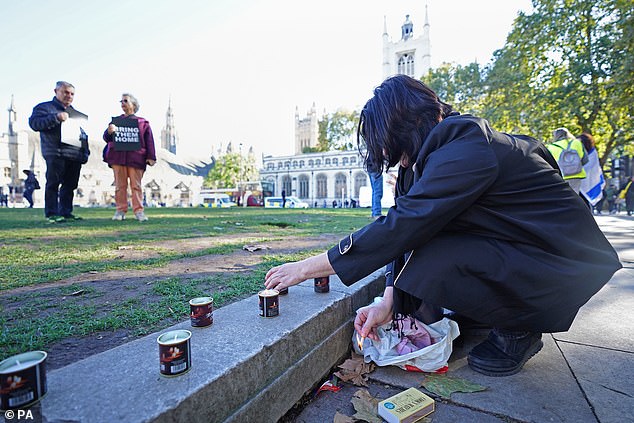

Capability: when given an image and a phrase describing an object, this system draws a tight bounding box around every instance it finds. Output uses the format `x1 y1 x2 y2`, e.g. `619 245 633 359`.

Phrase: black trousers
44 156 82 217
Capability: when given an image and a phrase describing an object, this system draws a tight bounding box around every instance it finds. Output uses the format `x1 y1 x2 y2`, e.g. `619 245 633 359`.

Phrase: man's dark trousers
44 156 82 217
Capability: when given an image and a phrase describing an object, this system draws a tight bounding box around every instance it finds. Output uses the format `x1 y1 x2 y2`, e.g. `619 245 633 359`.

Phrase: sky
0 0 533 161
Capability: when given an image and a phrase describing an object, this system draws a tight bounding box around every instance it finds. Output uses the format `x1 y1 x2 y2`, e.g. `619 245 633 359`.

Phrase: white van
264 196 309 208
200 193 237 208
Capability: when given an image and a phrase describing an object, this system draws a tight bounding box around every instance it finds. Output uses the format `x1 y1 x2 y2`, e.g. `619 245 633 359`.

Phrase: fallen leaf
70 289 85 296
421 373 487 399
333 412 355 423
351 389 382 423
334 354 375 387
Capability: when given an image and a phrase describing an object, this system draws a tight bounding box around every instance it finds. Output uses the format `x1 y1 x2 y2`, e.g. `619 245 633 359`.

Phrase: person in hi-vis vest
547 127 588 193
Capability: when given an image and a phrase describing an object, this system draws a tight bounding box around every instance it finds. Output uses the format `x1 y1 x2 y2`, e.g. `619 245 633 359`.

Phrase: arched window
354 172 368 198
316 159 321 167
282 175 292 195
308 159 314 167
342 157 348 165
334 172 347 198
397 54 415 77
298 175 309 198
299 160 304 168
316 174 327 198
325 158 331 165
332 158 338 166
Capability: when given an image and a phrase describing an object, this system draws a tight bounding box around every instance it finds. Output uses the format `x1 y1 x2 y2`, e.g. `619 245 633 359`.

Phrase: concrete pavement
293 214 634 423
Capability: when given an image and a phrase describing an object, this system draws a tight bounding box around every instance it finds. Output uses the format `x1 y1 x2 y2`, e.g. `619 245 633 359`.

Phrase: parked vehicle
200 193 237 208
264 196 309 208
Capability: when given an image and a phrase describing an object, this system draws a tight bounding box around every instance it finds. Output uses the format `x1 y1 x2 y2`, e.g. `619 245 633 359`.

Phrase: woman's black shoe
467 329 543 376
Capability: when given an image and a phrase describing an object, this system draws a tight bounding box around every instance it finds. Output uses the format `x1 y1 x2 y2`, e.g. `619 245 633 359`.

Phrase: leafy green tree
483 0 633 163
204 152 258 189
423 62 486 115
317 109 360 151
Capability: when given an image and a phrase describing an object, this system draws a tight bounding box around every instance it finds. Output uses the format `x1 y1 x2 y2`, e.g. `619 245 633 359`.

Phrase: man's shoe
46 215 64 223
112 211 126 221
63 214 83 221
467 329 543 377
135 211 148 222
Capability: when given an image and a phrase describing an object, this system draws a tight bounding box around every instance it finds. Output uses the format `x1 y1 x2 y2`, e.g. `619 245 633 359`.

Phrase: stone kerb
38 270 385 423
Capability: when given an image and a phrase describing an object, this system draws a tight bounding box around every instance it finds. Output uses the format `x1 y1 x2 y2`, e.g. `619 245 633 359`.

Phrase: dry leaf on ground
334 353 375 387
421 373 487 398
333 411 356 423
351 389 382 423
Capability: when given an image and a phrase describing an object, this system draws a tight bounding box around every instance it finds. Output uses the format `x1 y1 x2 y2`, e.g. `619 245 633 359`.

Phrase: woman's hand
146 159 156 166
265 261 307 291
354 288 394 341
264 252 334 291
107 124 117 134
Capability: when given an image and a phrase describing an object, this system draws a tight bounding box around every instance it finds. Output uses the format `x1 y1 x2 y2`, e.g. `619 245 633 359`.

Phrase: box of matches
378 387 435 423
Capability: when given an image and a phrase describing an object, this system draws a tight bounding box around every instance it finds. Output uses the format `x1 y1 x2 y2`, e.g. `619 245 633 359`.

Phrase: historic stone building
259 10 431 207
382 9 431 80
1 98 212 208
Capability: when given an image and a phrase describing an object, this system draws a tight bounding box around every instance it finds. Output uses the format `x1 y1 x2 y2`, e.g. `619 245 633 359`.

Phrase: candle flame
356 332 365 351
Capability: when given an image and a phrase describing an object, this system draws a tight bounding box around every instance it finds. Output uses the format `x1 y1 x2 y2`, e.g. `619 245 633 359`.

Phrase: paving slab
554 268 634 352
559 343 634 423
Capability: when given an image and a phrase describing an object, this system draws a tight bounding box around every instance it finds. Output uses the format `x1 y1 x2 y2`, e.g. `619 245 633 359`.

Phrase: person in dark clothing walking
281 189 287 208
22 170 40 208
264 75 621 377
29 81 89 223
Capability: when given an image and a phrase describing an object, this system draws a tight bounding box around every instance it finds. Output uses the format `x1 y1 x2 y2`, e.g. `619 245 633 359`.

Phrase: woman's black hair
357 75 453 174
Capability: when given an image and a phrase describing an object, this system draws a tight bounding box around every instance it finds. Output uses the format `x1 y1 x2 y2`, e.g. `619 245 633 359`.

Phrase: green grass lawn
0 206 371 361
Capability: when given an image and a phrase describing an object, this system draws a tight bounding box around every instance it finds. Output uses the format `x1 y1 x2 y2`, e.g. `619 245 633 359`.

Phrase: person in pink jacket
103 93 156 221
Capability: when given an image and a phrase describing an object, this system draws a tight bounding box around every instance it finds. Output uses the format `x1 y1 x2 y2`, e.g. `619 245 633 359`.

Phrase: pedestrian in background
369 172 383 219
103 93 156 222
29 81 89 223
22 170 40 208
547 127 588 194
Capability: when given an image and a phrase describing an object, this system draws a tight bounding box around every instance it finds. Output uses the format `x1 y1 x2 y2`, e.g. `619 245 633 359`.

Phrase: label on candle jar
0 351 47 411
158 330 192 377
259 289 279 317
314 276 330 293
189 297 214 327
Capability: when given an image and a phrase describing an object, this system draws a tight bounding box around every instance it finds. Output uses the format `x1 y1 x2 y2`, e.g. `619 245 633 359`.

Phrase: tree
204 152 257 189
317 109 360 151
483 0 634 164
423 62 486 115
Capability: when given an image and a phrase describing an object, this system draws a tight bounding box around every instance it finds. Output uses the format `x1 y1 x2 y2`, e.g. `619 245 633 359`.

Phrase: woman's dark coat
328 114 621 333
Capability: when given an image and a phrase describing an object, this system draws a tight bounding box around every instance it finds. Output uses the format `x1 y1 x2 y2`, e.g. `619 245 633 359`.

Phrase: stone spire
160 96 178 154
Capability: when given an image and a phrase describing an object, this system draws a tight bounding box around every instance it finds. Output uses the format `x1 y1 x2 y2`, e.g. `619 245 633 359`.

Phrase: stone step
37 271 385 422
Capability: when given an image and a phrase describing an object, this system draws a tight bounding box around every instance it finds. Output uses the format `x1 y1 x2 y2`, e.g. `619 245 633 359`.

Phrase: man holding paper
29 81 90 223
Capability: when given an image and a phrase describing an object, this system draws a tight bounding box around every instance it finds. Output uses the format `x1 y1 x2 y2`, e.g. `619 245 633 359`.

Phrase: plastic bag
353 316 460 373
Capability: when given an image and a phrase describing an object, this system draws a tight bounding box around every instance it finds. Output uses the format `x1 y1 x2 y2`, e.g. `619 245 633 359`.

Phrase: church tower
382 6 432 80
160 97 178 154
294 103 319 154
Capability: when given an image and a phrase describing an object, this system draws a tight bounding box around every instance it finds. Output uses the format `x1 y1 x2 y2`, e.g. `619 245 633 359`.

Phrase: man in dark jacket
264 75 621 377
29 81 89 222
22 170 40 208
